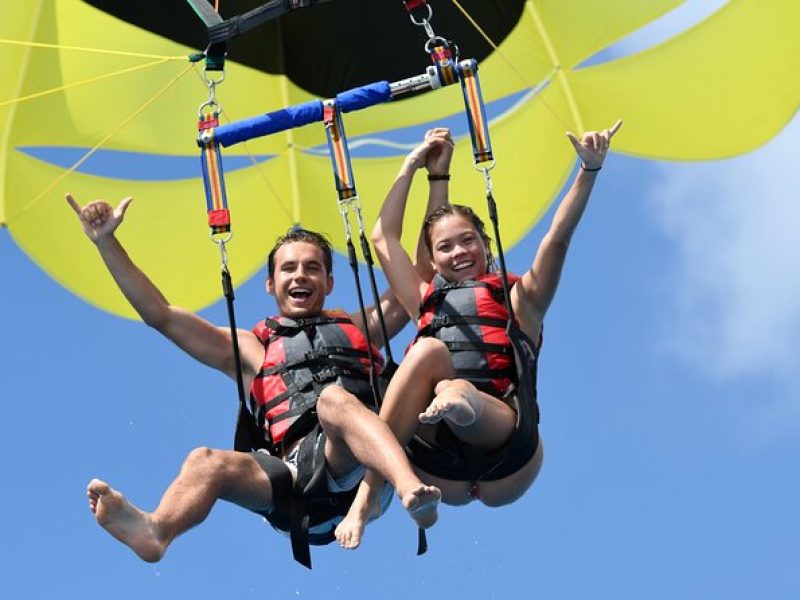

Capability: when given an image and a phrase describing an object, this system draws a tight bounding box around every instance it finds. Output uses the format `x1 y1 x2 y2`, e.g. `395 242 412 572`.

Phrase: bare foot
87 479 165 562
419 380 482 427
335 510 369 550
400 484 441 530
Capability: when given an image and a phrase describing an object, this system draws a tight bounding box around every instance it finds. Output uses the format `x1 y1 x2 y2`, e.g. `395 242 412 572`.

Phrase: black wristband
427 173 450 181
581 164 601 172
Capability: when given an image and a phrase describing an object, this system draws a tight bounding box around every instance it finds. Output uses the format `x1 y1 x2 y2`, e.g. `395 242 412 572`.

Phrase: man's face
267 241 333 318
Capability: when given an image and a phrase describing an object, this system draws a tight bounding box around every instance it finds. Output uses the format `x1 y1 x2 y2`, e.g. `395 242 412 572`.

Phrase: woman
335 121 621 548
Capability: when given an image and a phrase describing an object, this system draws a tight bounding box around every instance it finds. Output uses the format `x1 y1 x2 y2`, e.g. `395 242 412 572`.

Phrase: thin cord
8 62 194 224
0 58 174 109
0 38 185 60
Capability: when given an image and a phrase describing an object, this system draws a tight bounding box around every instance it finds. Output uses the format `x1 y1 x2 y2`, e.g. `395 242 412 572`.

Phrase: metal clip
198 65 225 118
215 237 231 265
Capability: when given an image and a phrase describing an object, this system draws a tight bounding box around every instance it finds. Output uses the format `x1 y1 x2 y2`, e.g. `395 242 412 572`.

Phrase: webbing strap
403 0 428 13
222 265 266 452
185 0 224 27
320 100 392 407
454 366 516 380
458 59 494 165
260 365 369 416
186 0 331 45
420 278 500 310
255 347 372 379
198 112 231 234
264 315 351 336
419 314 509 335
444 341 513 355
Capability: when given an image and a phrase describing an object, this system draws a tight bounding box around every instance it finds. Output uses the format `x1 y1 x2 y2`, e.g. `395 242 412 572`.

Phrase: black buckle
312 367 338 384
430 314 452 329
304 348 324 361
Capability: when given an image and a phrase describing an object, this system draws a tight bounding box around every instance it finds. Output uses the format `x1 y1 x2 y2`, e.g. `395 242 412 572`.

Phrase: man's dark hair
267 228 334 278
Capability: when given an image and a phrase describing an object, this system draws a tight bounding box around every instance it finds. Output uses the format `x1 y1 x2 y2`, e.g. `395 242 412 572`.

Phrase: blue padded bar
215 99 323 147
337 81 392 113
213 81 393 147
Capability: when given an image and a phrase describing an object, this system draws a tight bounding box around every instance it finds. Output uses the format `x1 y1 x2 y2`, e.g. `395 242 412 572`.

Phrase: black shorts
405 385 540 482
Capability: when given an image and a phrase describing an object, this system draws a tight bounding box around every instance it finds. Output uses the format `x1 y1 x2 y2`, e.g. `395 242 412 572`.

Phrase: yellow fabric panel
572 0 800 159
8 148 295 318
55 2 288 155
0 1 46 224
4 0 799 319
3 3 297 318
532 0 683 69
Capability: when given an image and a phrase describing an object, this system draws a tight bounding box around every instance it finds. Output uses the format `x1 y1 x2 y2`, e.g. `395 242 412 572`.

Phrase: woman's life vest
249 310 384 453
416 272 528 397
410 272 541 482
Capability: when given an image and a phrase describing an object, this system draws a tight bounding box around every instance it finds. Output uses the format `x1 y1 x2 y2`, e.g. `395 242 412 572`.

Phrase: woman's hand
403 127 454 174
566 119 622 170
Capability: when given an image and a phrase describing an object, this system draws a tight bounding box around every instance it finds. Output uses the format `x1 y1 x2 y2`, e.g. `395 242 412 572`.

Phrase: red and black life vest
409 272 541 482
416 272 523 396
250 310 383 452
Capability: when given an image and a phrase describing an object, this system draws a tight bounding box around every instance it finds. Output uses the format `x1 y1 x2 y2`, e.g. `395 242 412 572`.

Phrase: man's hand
566 119 623 171
66 194 133 244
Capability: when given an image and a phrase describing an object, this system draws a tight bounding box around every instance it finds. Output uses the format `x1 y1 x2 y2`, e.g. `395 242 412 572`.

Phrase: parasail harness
189 0 537 568
405 0 542 485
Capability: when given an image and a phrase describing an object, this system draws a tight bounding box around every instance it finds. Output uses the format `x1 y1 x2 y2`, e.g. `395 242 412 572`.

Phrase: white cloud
652 114 800 389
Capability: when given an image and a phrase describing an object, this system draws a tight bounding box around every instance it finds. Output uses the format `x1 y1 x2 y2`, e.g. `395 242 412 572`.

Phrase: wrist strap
427 173 450 181
580 164 601 172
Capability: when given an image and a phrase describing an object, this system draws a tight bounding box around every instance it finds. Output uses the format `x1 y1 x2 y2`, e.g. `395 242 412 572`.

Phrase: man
67 193 440 566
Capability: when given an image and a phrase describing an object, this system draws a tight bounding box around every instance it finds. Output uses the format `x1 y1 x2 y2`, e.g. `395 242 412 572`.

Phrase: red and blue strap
198 111 231 234
322 100 357 201
458 59 494 165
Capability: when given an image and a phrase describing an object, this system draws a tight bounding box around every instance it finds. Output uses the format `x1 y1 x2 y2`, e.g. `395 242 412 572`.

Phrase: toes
87 478 111 496
335 523 362 549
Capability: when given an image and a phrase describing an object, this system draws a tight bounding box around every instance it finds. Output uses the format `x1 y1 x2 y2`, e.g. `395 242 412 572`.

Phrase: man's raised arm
66 194 262 380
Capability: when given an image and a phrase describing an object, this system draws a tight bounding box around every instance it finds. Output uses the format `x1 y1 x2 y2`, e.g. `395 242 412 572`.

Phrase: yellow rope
447 0 572 131
526 1 580 132
8 63 195 225
447 0 536 88
0 38 185 60
0 58 174 109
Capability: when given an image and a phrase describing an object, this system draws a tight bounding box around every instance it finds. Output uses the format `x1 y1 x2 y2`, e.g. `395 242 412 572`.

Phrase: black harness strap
210 0 330 45
418 314 509 336
452 367 516 380
220 265 266 453
186 0 332 46
259 424 359 569
255 346 373 379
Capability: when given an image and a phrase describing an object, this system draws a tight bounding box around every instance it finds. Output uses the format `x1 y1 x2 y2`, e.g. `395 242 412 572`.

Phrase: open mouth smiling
289 288 312 300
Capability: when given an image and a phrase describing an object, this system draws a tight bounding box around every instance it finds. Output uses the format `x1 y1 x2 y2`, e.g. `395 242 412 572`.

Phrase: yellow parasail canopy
1 0 797 318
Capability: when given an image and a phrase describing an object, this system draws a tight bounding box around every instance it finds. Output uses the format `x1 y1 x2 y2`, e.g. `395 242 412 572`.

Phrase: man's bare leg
87 448 274 562
317 385 440 548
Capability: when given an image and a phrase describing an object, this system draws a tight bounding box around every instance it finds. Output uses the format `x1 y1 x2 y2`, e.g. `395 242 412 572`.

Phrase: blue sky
2 3 799 598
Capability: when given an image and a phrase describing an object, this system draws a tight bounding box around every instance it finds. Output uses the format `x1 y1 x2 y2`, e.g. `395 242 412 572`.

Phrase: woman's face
428 214 488 282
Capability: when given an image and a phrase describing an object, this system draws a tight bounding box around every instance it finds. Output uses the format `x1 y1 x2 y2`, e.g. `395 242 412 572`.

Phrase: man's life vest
409 272 541 482
242 310 384 568
250 310 384 453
